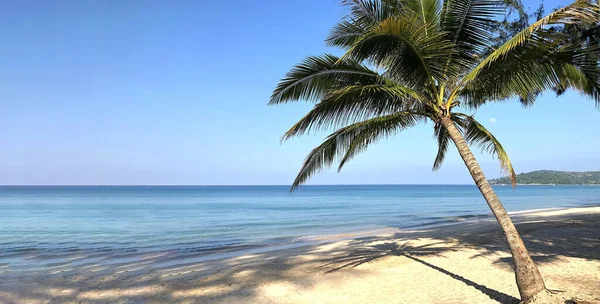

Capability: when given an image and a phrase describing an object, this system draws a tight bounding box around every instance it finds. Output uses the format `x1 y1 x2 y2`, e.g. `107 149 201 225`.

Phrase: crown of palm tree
270 0 600 190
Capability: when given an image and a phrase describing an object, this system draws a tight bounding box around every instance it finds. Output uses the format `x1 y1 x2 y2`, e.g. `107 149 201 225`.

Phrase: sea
1 185 599 266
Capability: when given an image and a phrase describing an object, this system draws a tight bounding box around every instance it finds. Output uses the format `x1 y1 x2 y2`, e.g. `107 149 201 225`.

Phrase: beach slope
1 207 599 304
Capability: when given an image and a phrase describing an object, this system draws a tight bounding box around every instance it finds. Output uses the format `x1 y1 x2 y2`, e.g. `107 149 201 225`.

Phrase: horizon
0 184 478 187
2 169 597 187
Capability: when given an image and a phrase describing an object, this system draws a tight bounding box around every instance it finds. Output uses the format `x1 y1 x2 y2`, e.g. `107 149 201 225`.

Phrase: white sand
1 207 600 304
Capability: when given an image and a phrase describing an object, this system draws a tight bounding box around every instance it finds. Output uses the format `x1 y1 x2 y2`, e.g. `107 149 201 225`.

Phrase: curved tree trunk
439 116 545 302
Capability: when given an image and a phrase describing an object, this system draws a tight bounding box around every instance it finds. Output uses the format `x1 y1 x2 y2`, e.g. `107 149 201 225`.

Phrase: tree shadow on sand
317 241 520 304
441 214 600 267
314 212 600 304
1 212 599 303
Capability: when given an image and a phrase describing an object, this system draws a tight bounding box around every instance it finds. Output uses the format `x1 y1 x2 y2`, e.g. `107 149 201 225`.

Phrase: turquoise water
1 185 599 256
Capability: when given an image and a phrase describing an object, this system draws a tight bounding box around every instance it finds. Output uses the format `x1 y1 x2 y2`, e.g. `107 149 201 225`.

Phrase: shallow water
0 185 599 258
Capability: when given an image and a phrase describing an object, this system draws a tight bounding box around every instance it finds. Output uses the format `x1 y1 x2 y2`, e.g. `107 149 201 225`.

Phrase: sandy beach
1 206 599 304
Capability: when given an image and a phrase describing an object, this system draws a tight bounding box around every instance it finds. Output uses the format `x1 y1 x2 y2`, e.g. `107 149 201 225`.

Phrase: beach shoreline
3 184 599 268
2 205 600 303
3 204 594 271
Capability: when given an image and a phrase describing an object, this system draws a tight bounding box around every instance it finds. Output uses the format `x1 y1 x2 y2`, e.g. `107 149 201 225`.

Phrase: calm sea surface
1 185 599 256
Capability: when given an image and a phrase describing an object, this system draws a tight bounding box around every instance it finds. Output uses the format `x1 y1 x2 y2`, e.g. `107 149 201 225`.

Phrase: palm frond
327 20 370 48
459 40 560 107
459 0 599 86
454 113 517 187
342 0 404 22
337 112 426 171
558 65 600 108
328 0 403 47
403 0 442 27
441 0 503 68
460 32 600 108
282 82 427 140
432 122 451 170
341 0 390 23
340 11 457 90
556 44 600 107
270 54 382 105
291 111 426 190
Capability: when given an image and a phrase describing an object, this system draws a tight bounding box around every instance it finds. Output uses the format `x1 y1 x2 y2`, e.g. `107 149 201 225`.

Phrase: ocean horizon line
0 183 509 187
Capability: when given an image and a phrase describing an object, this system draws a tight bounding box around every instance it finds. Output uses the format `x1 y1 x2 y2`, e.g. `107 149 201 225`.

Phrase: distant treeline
490 170 600 185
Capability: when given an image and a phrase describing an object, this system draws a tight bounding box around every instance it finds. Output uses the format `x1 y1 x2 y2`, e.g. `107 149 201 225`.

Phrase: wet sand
1 207 600 303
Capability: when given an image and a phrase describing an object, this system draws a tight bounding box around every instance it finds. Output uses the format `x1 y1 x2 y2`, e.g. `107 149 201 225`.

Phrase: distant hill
490 170 600 185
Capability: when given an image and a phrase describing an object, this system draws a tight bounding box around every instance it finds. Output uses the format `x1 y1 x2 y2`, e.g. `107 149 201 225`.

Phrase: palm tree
269 0 600 301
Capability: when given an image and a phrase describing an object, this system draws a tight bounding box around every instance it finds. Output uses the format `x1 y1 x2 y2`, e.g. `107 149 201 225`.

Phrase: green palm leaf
454 113 517 187
291 111 426 190
459 38 560 107
432 122 451 170
404 0 442 27
556 44 600 107
341 0 392 23
328 0 403 47
269 54 382 104
459 0 599 87
460 33 600 108
340 11 457 90
281 83 426 140
327 20 370 48
441 0 502 66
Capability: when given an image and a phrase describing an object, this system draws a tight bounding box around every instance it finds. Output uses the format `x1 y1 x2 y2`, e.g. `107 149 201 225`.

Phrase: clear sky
1 0 598 185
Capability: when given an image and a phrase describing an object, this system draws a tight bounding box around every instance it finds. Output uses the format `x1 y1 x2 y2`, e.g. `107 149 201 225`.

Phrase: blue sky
0 0 598 185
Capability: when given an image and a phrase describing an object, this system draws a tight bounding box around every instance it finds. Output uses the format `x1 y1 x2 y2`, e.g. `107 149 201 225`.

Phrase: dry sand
1 207 600 304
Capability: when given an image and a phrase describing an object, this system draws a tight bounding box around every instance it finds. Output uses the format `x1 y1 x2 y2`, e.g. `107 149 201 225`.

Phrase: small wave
399 214 492 229
295 234 332 241
508 207 563 215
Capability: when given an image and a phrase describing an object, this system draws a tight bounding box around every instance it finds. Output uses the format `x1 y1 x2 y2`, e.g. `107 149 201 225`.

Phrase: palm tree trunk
439 116 545 301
